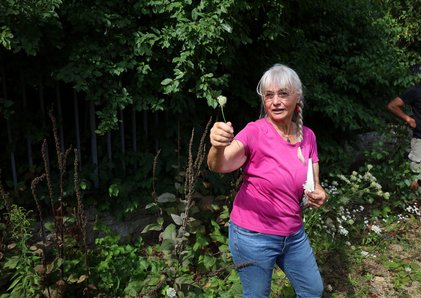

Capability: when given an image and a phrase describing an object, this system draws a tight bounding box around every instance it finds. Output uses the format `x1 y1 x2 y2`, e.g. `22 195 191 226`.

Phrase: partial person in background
207 63 328 297
386 84 421 190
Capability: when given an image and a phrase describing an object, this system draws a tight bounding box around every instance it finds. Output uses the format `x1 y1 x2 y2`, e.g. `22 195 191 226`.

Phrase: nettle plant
3 205 41 297
140 118 240 296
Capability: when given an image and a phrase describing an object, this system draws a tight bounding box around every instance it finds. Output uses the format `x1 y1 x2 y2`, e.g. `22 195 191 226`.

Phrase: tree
0 0 419 185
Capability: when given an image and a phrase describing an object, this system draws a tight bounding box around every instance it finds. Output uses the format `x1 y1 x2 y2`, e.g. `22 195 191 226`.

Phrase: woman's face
263 84 300 123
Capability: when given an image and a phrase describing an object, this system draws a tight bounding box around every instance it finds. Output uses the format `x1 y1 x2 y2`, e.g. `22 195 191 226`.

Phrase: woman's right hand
210 121 234 148
208 121 246 173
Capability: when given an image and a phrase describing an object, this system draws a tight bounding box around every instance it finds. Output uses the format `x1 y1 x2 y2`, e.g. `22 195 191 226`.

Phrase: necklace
276 123 294 143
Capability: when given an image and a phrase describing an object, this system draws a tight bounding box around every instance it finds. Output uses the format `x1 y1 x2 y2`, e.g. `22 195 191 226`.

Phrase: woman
207 63 328 297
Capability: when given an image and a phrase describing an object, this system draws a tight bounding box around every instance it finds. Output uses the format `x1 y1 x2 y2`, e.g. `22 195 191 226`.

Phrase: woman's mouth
272 108 286 114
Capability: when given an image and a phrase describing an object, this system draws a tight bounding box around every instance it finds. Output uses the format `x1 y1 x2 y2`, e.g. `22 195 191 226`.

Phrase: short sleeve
234 122 258 157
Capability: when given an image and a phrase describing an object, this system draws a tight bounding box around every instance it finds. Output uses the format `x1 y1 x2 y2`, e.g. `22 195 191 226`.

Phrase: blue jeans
229 222 323 298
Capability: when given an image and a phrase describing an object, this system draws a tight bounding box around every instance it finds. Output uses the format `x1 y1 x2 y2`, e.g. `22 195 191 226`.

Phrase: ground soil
321 218 421 298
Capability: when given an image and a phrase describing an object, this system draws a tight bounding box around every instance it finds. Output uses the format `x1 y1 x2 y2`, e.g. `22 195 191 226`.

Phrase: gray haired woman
207 63 328 297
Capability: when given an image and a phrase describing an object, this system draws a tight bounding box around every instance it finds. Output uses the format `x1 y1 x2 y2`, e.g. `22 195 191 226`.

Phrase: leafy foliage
1 0 418 135
1 1 421 296
1 107 421 297
3 205 41 297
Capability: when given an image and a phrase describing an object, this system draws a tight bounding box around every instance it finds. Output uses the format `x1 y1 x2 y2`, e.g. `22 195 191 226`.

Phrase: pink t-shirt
231 118 319 236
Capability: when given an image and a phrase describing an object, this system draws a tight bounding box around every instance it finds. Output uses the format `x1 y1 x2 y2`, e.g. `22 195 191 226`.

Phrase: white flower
217 95 228 122
339 226 349 236
370 224 382 234
361 251 369 257
217 95 227 107
326 284 333 292
166 287 177 297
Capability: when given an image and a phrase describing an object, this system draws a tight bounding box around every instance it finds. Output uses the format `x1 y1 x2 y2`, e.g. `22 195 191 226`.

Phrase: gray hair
256 63 305 142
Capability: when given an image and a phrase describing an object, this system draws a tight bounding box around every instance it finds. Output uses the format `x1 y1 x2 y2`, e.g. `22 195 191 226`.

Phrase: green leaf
161 78 173 85
141 223 162 233
108 183 120 197
175 275 194 286
162 224 176 241
160 239 175 251
385 261 400 270
157 192 176 203
145 202 157 209
199 254 216 270
4 256 19 269
193 233 209 251
171 213 183 225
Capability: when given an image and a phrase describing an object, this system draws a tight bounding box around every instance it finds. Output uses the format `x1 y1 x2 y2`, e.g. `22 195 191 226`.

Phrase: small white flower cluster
370 224 382 234
396 214 406 223
326 284 333 292
321 180 339 195
324 166 391 227
392 202 421 223
405 204 421 217
166 287 177 298
217 95 228 122
217 95 227 107
338 226 349 236
331 165 390 200
335 205 367 238
337 174 351 184
305 164 420 249
361 250 369 257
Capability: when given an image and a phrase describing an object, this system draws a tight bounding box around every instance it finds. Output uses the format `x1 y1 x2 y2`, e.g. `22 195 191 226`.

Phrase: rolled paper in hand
301 158 314 208
304 158 315 192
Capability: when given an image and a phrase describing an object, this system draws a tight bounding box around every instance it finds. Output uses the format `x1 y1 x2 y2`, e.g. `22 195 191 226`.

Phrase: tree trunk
119 109 126 174
21 71 33 168
74 91 82 170
6 121 17 190
132 105 137 152
107 131 112 161
56 85 65 152
1 58 17 190
89 101 99 188
155 113 159 151
39 76 46 128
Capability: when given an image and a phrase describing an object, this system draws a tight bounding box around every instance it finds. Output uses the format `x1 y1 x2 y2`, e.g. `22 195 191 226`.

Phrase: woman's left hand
304 186 329 209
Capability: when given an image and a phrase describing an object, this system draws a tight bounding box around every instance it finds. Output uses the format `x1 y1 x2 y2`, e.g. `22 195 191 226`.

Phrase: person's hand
210 121 234 148
406 116 416 129
304 187 328 209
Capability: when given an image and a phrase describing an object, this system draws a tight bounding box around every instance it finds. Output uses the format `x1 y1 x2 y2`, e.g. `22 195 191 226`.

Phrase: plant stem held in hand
217 95 227 123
